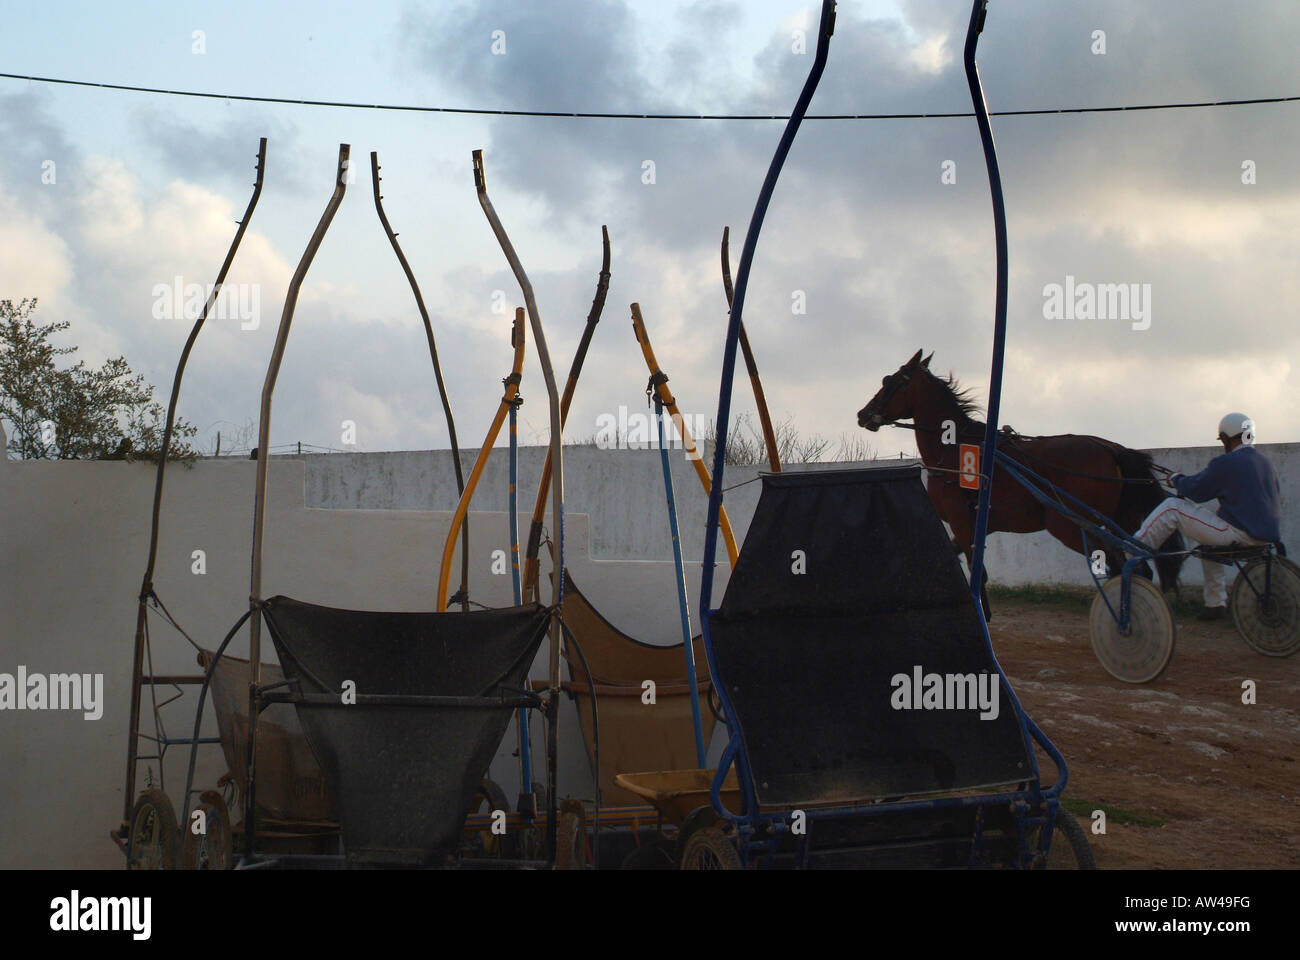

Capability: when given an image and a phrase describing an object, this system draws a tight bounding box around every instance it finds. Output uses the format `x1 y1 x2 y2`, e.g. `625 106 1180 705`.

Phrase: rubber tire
679 826 741 870
676 805 721 862
1231 556 1300 657
181 793 233 870
1089 576 1176 683
469 778 513 859
1048 808 1096 870
129 789 181 870
473 778 510 816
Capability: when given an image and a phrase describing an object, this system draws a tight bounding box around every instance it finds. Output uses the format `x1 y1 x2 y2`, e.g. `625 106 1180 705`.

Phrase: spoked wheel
1090 576 1176 683
181 792 233 870
554 799 587 870
128 789 181 870
1033 808 1096 870
1231 557 1300 657
679 826 741 870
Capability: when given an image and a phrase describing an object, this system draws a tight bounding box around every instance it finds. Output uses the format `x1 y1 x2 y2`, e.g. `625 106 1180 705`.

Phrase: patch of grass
1062 796 1166 827
987 584 1093 612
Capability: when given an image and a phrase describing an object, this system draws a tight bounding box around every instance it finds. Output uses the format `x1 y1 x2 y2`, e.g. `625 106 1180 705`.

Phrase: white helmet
1218 412 1253 442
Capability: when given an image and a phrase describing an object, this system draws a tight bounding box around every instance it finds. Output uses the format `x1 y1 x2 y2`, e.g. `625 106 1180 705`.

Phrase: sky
1 0 1297 461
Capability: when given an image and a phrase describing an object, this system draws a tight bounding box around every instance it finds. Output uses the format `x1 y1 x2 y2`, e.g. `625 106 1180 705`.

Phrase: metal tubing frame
472 148 567 860
698 0 835 836
509 390 532 795
371 151 471 612
509 402 522 605
177 609 254 843
630 302 740 567
522 226 611 603
696 1 1066 867
120 138 267 835
244 143 351 862
721 225 781 473
435 309 527 610
654 395 708 767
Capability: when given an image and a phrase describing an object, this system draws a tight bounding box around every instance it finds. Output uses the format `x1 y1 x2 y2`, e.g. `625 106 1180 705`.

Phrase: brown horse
857 350 1184 596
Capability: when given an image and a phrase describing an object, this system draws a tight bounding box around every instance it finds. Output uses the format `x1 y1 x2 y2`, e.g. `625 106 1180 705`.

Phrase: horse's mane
928 368 984 420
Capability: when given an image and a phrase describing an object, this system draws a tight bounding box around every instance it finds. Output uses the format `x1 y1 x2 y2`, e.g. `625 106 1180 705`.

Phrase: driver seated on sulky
1132 413 1282 621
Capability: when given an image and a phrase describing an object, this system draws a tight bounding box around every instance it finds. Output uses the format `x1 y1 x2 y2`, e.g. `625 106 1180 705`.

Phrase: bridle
863 367 915 429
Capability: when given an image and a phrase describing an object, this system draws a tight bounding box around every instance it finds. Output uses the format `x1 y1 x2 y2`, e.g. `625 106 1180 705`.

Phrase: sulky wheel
1231 557 1300 657
181 792 233 870
1090 576 1176 683
1041 808 1096 870
128 789 181 870
468 778 512 859
679 826 741 870
473 778 510 817
553 798 588 870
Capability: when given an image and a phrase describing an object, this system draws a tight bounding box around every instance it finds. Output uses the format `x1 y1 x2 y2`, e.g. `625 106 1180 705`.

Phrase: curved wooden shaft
522 225 611 602
630 302 739 568
721 225 781 473
437 310 527 610
124 137 267 829
244 143 350 861
473 149 566 861
371 151 470 611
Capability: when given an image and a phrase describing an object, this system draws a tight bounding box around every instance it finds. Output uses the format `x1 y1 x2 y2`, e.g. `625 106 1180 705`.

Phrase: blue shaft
509 405 522 605
508 403 531 790
963 0 1008 598
699 0 835 823
701 0 835 627
657 398 707 767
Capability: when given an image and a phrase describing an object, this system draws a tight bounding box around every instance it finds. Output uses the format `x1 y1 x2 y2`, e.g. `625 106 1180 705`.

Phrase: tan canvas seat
559 574 715 805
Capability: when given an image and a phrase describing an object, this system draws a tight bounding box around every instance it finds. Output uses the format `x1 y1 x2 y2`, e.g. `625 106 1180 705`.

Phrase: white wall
2 439 1295 867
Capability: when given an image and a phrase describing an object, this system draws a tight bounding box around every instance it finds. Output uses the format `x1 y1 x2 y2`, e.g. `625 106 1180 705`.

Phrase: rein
882 419 1173 485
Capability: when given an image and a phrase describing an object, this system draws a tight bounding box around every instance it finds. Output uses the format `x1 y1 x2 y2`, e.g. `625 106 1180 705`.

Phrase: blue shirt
1174 445 1282 543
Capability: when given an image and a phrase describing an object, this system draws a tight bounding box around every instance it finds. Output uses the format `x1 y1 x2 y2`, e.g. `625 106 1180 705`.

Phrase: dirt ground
989 595 1300 869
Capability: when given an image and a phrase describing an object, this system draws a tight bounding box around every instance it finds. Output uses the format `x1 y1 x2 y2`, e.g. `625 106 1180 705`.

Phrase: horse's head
857 349 932 430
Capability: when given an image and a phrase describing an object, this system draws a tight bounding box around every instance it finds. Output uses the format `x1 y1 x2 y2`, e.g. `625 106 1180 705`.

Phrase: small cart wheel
128 789 181 870
1045 808 1096 870
676 804 721 861
472 778 510 816
181 792 233 870
679 826 741 870
1090 576 1176 683
1231 557 1300 657
468 779 512 859
554 799 587 870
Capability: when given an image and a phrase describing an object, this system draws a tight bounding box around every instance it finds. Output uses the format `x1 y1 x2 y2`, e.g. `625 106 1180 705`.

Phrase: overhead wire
2 72 1296 120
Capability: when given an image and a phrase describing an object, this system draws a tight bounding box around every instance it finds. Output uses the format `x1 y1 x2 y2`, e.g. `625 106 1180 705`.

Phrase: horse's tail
1111 444 1184 593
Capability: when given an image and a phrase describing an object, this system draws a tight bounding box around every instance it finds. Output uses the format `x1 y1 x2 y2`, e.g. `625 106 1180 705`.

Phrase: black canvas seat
261 596 549 866
708 466 1033 808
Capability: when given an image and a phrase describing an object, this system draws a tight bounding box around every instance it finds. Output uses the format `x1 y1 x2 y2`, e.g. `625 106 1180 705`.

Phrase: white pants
1135 497 1262 607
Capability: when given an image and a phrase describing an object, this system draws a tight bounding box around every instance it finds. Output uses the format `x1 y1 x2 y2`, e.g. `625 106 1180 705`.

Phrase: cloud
394 0 1300 453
